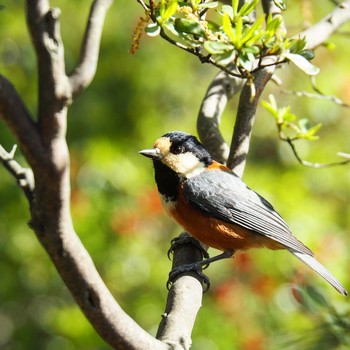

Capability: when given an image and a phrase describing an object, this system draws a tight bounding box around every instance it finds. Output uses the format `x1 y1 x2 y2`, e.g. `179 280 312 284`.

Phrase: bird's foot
167 232 209 261
167 262 211 292
167 232 211 291
167 249 234 291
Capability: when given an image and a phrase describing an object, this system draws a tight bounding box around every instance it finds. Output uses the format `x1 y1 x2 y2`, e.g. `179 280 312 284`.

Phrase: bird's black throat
153 159 180 202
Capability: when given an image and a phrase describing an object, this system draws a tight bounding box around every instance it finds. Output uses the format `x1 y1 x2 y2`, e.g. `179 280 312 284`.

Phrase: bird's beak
139 148 161 159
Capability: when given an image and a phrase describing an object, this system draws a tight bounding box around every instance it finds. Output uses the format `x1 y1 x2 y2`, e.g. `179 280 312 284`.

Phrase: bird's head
140 131 213 178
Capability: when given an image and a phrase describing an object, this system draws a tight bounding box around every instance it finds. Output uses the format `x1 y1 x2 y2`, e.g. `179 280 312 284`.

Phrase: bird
140 131 347 296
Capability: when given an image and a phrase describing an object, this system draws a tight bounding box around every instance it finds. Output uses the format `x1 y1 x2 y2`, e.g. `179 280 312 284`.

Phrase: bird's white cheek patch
165 152 205 178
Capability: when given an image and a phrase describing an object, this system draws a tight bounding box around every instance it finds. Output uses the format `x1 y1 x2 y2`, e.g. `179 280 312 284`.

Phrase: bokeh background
0 1 349 349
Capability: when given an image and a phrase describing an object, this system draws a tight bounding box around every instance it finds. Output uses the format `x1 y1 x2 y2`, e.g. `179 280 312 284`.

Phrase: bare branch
31 216 169 349
0 75 45 167
197 69 244 164
157 233 204 350
26 1 70 146
0 145 34 202
2 1 172 348
69 0 113 98
227 66 274 175
296 0 350 49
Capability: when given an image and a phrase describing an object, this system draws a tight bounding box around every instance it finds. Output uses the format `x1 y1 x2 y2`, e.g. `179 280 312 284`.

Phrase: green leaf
238 54 254 70
281 107 296 122
231 0 239 17
324 41 336 50
243 45 260 54
262 95 297 123
145 23 161 37
273 0 287 11
266 15 282 35
235 16 243 48
261 95 278 118
204 41 234 54
207 20 220 32
284 53 320 75
299 49 315 61
174 18 205 36
241 16 264 46
238 0 258 17
198 1 219 9
222 12 236 44
215 50 236 65
289 37 306 54
267 94 277 111
298 120 322 140
162 0 178 21
159 0 166 17
222 5 234 20
190 0 201 7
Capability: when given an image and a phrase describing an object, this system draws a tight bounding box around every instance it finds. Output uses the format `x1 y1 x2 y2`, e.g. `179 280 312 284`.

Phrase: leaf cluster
262 94 322 142
140 0 318 76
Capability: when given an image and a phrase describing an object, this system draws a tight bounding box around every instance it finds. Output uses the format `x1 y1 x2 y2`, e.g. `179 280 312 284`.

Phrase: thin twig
0 145 35 202
282 137 350 168
281 88 350 108
136 0 149 12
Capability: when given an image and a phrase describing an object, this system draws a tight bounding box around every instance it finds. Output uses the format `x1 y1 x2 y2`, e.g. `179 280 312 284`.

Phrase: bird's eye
172 144 185 155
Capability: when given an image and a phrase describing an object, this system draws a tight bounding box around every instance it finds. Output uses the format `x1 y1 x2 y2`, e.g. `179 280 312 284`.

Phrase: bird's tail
290 251 347 296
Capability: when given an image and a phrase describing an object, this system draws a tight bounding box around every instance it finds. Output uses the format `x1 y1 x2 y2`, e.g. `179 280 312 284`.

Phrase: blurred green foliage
0 1 349 349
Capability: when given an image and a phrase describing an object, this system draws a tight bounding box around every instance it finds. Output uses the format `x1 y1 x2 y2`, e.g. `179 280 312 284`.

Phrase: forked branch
0 1 173 349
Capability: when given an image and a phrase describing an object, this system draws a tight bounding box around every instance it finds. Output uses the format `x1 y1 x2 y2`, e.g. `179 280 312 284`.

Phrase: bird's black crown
163 131 213 167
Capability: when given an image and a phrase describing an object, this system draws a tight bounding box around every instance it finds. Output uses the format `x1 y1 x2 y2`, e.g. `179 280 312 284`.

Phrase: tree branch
157 233 204 350
227 66 274 175
2 1 174 348
26 1 70 146
0 145 35 202
297 1 350 49
69 0 113 98
0 75 45 167
197 68 244 164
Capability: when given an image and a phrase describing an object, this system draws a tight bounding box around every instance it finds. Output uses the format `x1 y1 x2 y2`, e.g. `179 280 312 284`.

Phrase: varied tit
140 131 347 296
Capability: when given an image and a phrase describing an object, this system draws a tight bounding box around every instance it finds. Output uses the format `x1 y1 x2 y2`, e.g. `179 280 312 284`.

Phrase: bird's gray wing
184 169 312 255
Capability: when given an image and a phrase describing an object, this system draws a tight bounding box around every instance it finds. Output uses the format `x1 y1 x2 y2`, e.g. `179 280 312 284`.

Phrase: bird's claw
167 232 210 261
167 262 211 292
